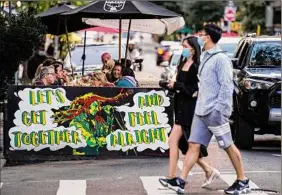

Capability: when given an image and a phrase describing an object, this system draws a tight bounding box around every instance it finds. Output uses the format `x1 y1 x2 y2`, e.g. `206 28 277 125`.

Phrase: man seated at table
101 52 112 67
51 61 70 86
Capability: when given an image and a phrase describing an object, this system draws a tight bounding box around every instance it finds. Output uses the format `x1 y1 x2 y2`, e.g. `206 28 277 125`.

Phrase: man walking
168 24 250 194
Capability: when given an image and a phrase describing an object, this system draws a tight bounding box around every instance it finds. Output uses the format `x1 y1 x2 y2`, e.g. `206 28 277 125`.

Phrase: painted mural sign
5 86 172 158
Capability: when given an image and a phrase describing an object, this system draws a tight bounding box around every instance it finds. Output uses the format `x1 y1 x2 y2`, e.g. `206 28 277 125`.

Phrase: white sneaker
202 168 220 188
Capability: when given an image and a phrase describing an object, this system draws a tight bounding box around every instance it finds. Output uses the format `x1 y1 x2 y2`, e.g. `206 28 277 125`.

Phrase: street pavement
134 34 165 87
1 135 281 195
1 36 281 195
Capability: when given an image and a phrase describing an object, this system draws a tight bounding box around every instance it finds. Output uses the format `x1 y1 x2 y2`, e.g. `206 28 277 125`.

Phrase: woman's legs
168 124 183 178
197 158 213 178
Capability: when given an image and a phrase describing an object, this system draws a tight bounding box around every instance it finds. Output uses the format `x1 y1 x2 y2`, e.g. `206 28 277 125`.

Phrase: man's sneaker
202 168 221 188
166 177 186 194
224 179 251 194
158 178 177 187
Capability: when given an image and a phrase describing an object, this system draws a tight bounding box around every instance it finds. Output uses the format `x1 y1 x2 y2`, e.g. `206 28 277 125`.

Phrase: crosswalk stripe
177 160 193 176
177 160 183 170
220 174 268 195
0 182 3 189
272 154 281 157
140 176 174 195
56 180 86 195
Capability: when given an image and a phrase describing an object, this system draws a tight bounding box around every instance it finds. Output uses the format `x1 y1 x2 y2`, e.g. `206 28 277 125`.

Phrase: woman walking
159 36 220 189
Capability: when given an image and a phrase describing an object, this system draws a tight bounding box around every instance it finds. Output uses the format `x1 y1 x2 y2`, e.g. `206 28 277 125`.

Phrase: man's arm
214 55 234 114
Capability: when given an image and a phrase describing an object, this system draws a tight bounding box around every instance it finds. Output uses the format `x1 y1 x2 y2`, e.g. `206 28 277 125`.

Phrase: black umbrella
63 0 184 69
63 1 180 19
35 3 90 35
35 3 93 77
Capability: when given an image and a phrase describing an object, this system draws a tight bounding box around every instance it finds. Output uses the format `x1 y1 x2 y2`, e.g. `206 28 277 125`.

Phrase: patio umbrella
36 2 92 77
63 0 185 67
35 2 90 35
83 26 120 33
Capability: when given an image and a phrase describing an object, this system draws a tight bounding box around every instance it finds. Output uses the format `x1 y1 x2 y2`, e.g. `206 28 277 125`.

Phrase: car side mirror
231 58 240 69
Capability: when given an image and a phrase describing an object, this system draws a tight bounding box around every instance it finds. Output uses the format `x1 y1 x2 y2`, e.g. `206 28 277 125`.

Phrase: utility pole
265 1 274 35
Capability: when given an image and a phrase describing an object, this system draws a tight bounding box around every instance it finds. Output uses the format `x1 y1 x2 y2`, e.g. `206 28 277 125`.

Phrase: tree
185 1 226 31
153 1 184 16
0 12 46 102
236 0 266 33
18 1 91 15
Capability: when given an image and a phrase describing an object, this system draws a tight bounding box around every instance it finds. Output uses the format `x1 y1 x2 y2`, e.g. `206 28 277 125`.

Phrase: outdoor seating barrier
4 85 173 162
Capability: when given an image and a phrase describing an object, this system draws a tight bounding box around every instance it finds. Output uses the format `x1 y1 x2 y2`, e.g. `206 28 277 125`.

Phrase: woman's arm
173 66 198 96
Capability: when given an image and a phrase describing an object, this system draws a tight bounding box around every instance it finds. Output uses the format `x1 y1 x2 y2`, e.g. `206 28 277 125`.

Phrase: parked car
160 50 182 80
156 41 182 66
217 37 241 58
64 43 127 75
231 35 281 149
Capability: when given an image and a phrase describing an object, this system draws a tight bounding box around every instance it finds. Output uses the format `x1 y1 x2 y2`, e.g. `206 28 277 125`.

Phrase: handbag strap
199 51 225 76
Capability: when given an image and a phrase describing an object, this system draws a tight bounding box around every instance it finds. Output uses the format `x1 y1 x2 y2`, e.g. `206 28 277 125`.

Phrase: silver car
64 43 127 75
160 50 182 81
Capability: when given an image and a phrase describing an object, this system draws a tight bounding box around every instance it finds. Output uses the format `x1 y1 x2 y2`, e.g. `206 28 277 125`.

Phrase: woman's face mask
182 48 191 58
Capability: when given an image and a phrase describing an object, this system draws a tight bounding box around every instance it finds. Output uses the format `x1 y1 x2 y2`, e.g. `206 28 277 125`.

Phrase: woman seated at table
34 67 56 86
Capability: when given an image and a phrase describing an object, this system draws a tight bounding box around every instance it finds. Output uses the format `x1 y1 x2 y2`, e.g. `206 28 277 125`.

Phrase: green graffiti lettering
141 130 150 144
29 91 37 105
143 111 152 125
12 131 22 147
37 90 44 104
110 134 118 147
135 130 142 144
136 112 144 126
117 132 125 147
38 130 47 145
21 133 30 145
138 96 145 109
128 112 136 127
125 132 135 146
30 132 39 147
55 89 65 103
45 90 53 105
71 131 82 144
47 130 55 145
39 110 47 125
151 111 159 125
22 111 31 126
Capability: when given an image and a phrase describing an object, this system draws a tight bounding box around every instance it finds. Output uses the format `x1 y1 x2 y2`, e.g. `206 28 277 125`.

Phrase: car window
71 45 125 66
170 54 181 67
219 43 238 54
234 39 245 58
249 42 281 67
238 41 250 65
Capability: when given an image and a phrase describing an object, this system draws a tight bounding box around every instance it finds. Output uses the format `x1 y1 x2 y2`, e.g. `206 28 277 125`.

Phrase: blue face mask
182 48 191 58
197 37 204 47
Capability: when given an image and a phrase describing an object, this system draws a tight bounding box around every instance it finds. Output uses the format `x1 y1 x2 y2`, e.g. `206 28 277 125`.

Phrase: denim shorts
188 110 233 149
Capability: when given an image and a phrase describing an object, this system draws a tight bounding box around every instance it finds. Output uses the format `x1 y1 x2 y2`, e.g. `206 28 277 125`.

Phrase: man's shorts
188 110 233 149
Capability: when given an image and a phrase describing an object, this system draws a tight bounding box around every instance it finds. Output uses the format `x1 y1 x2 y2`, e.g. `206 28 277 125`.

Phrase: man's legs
180 114 213 180
225 144 246 180
206 111 249 194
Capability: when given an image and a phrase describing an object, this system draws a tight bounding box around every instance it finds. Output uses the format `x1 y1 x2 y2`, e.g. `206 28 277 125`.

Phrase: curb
0 158 6 170
0 151 6 170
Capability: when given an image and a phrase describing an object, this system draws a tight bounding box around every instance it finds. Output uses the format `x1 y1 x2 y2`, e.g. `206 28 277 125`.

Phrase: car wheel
233 109 254 149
